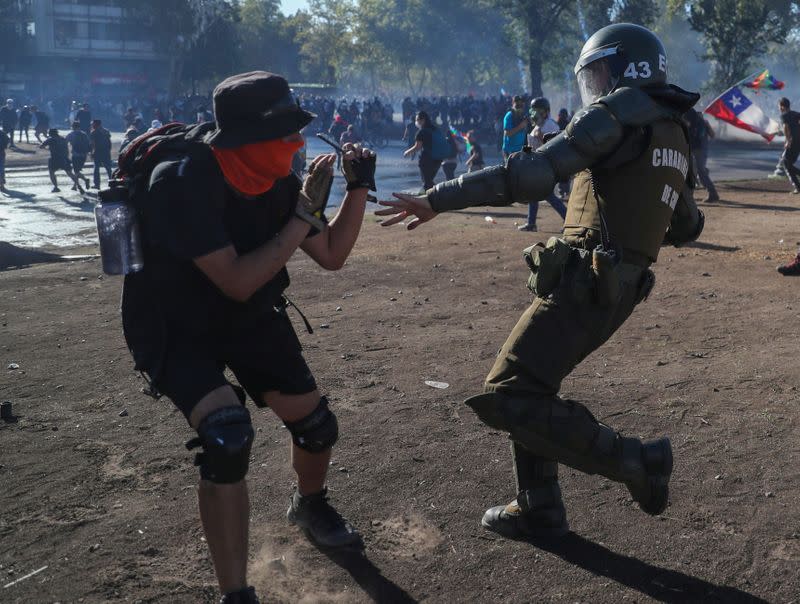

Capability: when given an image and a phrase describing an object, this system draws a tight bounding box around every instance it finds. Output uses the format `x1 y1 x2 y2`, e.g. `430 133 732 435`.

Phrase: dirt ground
1 179 799 603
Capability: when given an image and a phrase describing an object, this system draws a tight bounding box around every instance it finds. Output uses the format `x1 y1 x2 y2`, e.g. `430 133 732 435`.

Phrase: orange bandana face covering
212 138 304 196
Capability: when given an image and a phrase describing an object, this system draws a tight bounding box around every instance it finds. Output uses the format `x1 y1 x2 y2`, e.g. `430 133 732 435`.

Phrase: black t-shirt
781 110 800 149
35 111 49 129
42 136 69 161
133 149 303 333
415 127 433 162
0 107 16 130
90 127 112 155
66 130 91 155
76 109 91 130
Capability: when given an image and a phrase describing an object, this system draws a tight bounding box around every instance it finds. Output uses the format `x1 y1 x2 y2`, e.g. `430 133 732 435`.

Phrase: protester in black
0 128 9 192
403 111 441 190
685 108 719 202
120 71 376 604
76 103 92 134
17 106 32 144
779 97 800 194
65 121 92 190
32 106 49 143
90 119 113 189
0 99 17 149
40 128 84 194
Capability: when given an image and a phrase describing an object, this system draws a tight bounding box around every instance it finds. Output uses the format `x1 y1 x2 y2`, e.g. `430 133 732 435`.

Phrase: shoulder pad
598 87 674 128
565 103 624 158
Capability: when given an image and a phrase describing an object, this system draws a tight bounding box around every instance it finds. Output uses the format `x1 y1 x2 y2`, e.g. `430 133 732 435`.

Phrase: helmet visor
576 58 617 107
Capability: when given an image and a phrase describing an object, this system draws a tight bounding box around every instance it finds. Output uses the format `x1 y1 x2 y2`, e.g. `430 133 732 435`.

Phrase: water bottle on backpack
94 180 144 275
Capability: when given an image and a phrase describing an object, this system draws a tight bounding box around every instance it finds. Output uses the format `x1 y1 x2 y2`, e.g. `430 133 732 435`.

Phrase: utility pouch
591 248 621 307
522 237 572 298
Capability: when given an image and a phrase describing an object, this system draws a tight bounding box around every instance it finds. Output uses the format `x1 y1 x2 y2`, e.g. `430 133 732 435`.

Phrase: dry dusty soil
1 179 799 603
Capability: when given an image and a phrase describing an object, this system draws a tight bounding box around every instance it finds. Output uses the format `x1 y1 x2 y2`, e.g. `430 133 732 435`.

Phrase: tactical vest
563 119 690 263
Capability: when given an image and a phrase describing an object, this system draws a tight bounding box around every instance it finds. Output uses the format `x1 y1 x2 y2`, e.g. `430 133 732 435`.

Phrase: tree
678 0 798 91
238 0 303 77
121 0 237 95
293 0 357 85
182 2 241 94
488 0 575 96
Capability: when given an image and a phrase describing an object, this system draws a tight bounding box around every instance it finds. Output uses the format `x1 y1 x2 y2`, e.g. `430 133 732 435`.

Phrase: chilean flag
705 86 781 141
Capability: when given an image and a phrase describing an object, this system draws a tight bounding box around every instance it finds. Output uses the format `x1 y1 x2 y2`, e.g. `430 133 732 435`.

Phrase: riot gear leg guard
481 441 569 538
466 392 672 516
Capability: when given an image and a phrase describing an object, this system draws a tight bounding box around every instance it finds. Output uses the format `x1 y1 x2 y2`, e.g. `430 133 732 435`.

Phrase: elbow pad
505 149 559 203
665 186 704 246
665 208 704 247
428 165 509 212
564 104 625 160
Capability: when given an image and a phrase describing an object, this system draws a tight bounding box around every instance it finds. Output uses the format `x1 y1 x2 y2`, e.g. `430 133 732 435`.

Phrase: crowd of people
2 86 800 276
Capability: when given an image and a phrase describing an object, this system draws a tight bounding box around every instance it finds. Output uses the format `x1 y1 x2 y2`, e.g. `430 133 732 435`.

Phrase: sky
280 0 309 14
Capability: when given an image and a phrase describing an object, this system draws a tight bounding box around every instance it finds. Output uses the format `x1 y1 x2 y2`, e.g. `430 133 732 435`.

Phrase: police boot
482 443 569 538
466 392 673 516
287 488 362 549
219 586 259 603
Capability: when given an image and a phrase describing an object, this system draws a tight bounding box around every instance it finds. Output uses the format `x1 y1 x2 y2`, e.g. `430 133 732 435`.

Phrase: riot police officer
378 24 704 539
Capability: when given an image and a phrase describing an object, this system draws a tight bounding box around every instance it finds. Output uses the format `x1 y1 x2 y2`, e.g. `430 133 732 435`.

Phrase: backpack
101 121 215 209
430 127 450 161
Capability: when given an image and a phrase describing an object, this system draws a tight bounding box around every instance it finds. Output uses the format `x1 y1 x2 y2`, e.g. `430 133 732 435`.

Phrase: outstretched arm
379 88 672 229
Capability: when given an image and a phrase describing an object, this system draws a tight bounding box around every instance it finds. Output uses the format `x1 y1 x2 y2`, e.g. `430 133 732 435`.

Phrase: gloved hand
341 144 377 192
296 154 335 232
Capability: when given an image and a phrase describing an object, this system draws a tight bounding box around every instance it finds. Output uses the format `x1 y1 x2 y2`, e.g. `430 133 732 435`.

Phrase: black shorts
150 308 317 420
72 154 87 172
48 157 70 172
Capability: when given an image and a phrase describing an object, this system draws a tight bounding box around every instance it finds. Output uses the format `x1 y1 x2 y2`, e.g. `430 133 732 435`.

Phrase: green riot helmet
530 97 550 113
530 97 550 124
574 23 667 107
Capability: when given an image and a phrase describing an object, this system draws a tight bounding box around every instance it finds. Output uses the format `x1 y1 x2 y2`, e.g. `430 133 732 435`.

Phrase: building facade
1 0 167 100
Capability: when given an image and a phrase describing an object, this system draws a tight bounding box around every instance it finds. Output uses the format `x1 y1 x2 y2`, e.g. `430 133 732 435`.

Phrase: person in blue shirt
502 95 530 161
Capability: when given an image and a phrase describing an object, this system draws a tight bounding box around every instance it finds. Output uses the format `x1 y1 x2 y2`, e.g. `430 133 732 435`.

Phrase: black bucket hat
204 71 316 148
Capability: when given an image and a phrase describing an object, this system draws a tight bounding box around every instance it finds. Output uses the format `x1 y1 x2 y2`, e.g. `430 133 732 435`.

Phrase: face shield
574 44 622 107
576 58 618 107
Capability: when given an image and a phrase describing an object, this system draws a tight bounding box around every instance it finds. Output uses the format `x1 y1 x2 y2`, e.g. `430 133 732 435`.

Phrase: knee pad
284 396 338 453
187 405 254 484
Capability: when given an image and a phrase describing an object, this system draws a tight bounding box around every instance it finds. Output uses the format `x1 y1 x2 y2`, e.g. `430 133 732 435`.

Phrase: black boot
219 586 259 603
466 392 673 516
482 443 568 538
287 488 362 548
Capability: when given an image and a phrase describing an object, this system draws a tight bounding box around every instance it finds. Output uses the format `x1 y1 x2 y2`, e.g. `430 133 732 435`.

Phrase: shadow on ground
0 187 37 201
0 241 65 270
323 549 417 603
531 533 767 604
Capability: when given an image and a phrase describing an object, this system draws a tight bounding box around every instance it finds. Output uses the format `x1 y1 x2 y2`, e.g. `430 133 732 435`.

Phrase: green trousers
485 260 650 397
480 258 654 487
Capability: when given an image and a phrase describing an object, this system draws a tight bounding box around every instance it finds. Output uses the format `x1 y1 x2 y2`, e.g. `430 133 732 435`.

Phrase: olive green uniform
485 118 691 395
425 85 703 525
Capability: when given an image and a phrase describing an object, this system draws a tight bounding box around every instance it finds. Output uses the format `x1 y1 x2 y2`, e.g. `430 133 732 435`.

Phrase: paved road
0 136 788 250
